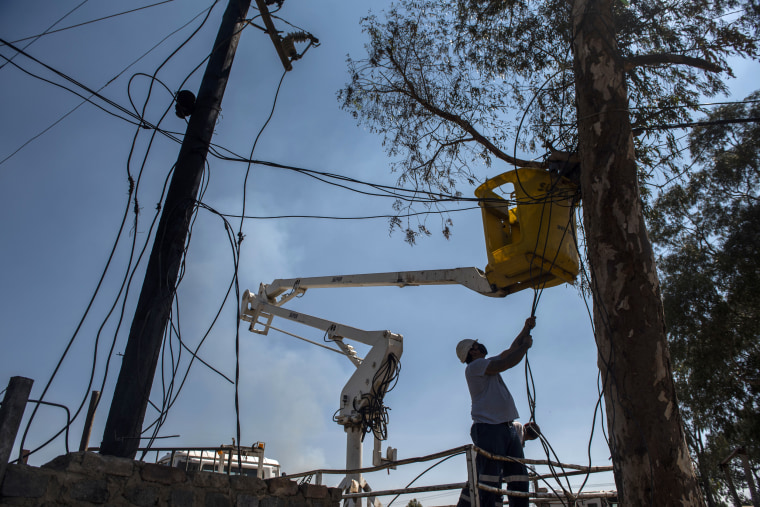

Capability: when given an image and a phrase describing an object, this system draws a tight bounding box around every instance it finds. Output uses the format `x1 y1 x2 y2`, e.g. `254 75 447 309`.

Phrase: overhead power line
634 116 760 133
7 1 175 44
0 37 184 164
216 206 482 221
0 37 180 134
0 2 217 168
544 114 760 133
12 1 224 461
0 37 519 210
0 0 89 72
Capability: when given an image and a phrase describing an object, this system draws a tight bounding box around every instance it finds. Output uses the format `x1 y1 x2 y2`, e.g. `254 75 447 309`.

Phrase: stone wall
0 452 341 506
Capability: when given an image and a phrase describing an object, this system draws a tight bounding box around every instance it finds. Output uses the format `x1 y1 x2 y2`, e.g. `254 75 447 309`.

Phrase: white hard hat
456 339 478 363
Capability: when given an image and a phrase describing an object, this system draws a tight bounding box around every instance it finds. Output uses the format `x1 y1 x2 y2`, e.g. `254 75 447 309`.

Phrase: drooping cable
0 2 216 167
13 1 222 460
231 63 289 471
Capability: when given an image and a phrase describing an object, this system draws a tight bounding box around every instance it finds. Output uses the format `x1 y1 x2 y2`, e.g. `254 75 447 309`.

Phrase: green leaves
340 0 757 243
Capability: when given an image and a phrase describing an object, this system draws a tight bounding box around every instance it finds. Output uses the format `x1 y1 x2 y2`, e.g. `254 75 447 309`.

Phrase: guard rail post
466 445 481 507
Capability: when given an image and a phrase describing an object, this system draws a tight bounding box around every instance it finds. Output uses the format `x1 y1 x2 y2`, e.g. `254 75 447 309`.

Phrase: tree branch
624 54 723 73
385 47 544 169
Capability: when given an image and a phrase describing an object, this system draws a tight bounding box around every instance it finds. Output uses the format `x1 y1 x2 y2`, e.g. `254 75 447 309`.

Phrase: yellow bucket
475 168 580 294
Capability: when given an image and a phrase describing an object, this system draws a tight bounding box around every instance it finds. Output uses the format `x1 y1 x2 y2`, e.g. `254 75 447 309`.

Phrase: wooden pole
0 377 34 483
99 0 252 458
78 391 100 452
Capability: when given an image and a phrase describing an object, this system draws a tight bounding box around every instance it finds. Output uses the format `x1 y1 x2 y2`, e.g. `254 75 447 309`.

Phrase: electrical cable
123 10 291 463
633 116 760 133
140 163 220 453
14 0 222 459
13 167 148 463
231 61 290 474
26 399 72 455
210 154 573 208
539 99 760 132
0 54 146 127
353 353 401 442
10 0 309 463
0 0 90 72
127 73 176 118
0 1 216 167
3 41 569 213
0 38 184 141
6 35 732 217
562 210 613 496
7 0 221 167
569 233 614 494
117 0 236 453
503 63 593 501
519 176 580 499
219 206 482 221
385 451 464 507
8 1 175 44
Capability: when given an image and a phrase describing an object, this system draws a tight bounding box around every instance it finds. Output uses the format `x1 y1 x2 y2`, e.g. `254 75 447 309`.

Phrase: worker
455 316 536 507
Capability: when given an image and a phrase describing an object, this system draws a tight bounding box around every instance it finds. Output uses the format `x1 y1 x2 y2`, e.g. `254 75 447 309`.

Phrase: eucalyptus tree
340 0 757 503
650 93 760 505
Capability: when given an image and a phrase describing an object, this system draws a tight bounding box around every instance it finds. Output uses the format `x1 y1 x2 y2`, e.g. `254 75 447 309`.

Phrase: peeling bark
571 0 705 503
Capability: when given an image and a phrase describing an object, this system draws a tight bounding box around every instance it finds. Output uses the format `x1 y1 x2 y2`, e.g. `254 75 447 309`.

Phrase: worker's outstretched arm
486 317 536 374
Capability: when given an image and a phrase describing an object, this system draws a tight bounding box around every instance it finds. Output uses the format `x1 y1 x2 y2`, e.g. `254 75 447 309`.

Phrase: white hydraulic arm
240 266 504 502
258 267 506 307
241 289 402 427
241 266 507 423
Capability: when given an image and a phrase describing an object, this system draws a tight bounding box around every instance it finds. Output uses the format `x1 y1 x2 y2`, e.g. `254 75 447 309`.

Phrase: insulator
287 31 310 43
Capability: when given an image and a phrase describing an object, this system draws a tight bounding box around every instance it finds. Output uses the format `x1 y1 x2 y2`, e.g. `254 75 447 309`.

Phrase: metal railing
284 444 616 506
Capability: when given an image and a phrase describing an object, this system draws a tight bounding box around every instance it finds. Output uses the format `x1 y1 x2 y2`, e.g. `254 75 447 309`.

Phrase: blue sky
1 1 757 504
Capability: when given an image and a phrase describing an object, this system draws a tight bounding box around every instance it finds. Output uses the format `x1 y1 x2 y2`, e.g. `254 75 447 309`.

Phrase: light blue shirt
465 357 519 424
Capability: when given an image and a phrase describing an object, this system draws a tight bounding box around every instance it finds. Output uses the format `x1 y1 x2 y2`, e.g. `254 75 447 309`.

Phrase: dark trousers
456 422 529 507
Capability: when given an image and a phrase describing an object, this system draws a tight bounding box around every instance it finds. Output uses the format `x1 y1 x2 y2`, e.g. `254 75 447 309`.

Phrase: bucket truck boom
242 265 516 434
255 267 506 308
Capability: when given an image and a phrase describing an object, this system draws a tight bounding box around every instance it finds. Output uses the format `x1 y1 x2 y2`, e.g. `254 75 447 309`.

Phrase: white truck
157 443 281 479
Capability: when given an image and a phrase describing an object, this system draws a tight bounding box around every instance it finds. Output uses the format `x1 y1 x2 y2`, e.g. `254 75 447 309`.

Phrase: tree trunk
571 0 705 503
689 427 718 507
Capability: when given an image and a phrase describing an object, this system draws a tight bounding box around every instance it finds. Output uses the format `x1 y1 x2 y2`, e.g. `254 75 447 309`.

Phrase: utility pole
100 0 252 458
